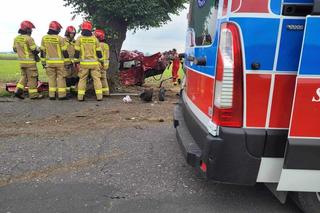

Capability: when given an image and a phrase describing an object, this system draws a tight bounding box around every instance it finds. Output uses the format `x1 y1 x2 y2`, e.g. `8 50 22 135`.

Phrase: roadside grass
0 88 11 97
145 63 184 87
0 53 18 60
0 60 47 82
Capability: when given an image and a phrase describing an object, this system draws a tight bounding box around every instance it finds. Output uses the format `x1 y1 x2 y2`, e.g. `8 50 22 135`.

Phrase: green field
0 60 47 82
0 53 18 60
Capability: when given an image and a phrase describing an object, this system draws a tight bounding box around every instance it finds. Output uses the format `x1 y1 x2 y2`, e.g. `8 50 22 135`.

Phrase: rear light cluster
213 23 244 128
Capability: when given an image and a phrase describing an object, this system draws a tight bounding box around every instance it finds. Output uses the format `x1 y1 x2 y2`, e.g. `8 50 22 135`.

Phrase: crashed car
119 50 168 86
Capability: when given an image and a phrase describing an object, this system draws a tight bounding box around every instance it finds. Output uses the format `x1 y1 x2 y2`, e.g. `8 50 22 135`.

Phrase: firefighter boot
14 88 25 99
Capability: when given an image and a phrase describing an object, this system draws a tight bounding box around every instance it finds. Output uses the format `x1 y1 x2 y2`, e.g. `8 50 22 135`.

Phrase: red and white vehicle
174 0 320 212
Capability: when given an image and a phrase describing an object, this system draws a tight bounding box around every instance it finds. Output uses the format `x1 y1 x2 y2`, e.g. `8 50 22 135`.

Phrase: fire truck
174 0 320 212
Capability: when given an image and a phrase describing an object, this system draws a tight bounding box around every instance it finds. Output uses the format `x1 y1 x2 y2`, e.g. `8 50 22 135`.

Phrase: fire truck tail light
213 23 244 128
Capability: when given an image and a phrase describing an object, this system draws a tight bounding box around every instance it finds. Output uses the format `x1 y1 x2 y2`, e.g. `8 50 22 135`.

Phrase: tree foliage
63 0 188 90
64 0 188 34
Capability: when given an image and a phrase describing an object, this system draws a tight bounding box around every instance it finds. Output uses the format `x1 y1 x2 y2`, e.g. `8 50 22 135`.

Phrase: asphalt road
0 98 301 213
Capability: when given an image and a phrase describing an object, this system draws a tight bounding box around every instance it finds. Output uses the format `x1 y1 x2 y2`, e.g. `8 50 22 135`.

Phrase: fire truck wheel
294 192 320 213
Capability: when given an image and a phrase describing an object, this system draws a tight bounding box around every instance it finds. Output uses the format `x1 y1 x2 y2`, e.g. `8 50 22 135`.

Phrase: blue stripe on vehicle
277 19 305 72
230 18 280 71
283 0 313 3
270 0 282 15
299 17 320 75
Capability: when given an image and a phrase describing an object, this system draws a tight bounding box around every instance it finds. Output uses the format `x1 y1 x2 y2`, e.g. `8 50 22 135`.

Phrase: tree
63 0 188 90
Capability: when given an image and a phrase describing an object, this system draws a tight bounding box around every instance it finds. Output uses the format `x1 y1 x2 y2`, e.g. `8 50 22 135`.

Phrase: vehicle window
188 0 219 46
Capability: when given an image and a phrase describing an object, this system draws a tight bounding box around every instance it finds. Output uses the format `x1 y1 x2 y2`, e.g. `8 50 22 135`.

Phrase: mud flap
277 16 320 192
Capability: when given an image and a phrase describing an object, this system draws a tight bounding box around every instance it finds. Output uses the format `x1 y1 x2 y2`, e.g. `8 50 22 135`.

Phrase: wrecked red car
119 50 168 86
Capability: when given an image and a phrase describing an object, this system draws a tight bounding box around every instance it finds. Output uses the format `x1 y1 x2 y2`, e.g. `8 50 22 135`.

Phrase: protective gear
172 52 180 83
66 26 76 34
13 29 42 99
41 31 69 99
94 29 105 42
63 35 78 95
49 21 63 32
20 20 35 31
81 21 93 31
74 31 103 101
15 67 40 99
98 41 110 96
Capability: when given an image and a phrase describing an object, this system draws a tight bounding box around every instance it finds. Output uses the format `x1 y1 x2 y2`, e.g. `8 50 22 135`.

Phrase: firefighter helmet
20 20 35 31
94 29 105 41
66 26 76 34
49 21 63 31
81 21 93 31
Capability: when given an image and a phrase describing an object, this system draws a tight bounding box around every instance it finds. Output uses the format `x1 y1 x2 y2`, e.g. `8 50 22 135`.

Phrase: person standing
64 26 78 96
74 21 104 101
40 21 69 100
94 29 110 96
13 20 43 99
172 48 180 86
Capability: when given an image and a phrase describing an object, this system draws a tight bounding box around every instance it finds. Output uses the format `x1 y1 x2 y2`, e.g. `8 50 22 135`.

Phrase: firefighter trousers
172 60 180 83
46 65 67 98
77 65 103 101
101 69 110 96
16 65 40 99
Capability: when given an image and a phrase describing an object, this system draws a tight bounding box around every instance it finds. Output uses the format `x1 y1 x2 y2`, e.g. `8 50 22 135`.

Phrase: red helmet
20 20 35 31
49 21 63 31
81 21 93 31
94 29 105 41
66 26 76 34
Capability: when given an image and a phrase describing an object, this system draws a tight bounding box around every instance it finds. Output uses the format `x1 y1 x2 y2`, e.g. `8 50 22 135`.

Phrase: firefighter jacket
74 35 103 67
40 35 68 66
64 38 76 65
100 42 110 70
13 35 39 66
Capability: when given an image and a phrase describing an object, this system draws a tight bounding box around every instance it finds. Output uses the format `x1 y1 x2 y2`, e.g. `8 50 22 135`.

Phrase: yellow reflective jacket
64 38 76 64
40 35 67 66
13 35 38 66
74 35 102 67
100 42 110 70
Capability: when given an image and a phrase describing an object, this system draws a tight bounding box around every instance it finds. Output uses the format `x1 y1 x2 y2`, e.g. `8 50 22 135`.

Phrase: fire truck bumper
174 94 262 185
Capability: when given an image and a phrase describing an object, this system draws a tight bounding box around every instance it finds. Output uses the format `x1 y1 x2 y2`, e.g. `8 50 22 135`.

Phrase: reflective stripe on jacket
100 42 110 69
40 35 67 64
64 38 76 64
75 36 102 66
13 35 38 65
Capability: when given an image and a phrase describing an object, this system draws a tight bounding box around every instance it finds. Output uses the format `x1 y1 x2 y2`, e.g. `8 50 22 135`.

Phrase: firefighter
172 48 180 86
40 21 69 100
64 26 78 96
13 20 43 99
74 21 104 101
94 29 110 96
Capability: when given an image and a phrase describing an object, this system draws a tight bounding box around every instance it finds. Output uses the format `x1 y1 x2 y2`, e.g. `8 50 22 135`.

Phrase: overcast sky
0 0 188 54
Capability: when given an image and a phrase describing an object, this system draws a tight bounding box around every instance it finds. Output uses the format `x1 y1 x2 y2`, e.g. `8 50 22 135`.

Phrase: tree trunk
104 19 128 92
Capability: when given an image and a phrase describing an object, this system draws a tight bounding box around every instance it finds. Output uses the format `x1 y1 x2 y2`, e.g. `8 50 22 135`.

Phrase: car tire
293 192 320 213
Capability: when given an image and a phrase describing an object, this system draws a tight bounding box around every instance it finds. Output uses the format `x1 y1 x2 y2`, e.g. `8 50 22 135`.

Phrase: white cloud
0 0 188 54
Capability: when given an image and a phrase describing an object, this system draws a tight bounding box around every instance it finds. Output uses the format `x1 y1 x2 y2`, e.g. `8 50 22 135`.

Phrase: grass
145 63 184 86
0 60 47 82
0 53 18 60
